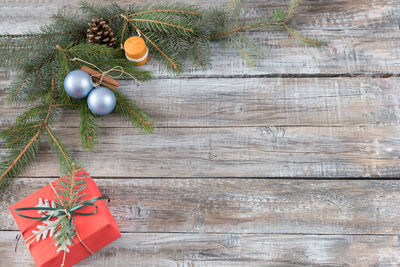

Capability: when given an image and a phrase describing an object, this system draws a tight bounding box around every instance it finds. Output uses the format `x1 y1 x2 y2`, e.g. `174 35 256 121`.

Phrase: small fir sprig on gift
18 167 96 258
0 0 321 192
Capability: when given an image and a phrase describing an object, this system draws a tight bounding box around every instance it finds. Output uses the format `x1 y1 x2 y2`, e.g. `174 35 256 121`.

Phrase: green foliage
0 0 320 192
52 167 89 252
45 126 75 173
79 101 98 151
114 91 153 133
210 0 322 66
0 124 42 191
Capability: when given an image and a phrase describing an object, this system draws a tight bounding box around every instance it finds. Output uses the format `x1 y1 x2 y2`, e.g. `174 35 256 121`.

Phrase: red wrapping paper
9 174 121 267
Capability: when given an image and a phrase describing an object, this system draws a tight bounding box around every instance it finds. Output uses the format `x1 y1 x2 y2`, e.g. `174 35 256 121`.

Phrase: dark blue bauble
87 87 116 115
63 70 94 99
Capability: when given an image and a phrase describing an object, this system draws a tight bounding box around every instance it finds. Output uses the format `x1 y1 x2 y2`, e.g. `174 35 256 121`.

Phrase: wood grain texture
2 77 400 128
0 0 398 32
1 231 400 266
0 1 399 77
1 0 399 265
0 126 398 178
2 178 400 234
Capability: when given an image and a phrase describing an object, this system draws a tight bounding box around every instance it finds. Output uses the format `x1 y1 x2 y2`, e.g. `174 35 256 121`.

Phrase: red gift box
9 172 121 267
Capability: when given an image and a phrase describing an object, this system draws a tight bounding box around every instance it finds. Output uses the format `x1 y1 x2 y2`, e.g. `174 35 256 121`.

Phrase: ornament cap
124 36 149 66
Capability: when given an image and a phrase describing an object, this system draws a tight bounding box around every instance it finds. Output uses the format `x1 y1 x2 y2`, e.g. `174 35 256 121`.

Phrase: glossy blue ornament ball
87 87 116 115
63 70 94 99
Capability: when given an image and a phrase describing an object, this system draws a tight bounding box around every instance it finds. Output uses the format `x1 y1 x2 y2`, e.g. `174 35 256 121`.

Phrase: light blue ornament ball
63 70 94 99
87 87 116 115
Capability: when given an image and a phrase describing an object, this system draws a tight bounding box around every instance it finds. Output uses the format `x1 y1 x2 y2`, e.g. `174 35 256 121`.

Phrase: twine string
70 57 138 84
119 14 129 49
119 13 141 48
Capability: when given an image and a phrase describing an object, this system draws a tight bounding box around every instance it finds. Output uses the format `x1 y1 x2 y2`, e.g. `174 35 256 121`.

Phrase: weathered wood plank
0 1 399 76
1 126 398 178
2 178 400 234
2 30 399 77
1 231 400 266
151 29 400 76
0 0 398 33
2 77 400 128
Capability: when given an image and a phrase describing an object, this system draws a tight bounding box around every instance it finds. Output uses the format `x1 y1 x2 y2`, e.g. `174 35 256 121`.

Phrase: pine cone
87 18 116 48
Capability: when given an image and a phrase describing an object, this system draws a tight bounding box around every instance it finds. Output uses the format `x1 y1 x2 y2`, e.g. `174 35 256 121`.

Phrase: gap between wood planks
126 72 400 80
2 70 399 81
2 229 400 236
10 176 400 180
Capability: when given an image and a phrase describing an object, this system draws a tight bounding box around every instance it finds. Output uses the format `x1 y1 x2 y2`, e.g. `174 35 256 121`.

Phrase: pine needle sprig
7 55 55 102
0 133 41 191
80 1 125 22
57 43 124 62
210 0 322 66
50 166 90 253
79 101 98 151
44 125 75 172
0 62 77 190
114 91 153 133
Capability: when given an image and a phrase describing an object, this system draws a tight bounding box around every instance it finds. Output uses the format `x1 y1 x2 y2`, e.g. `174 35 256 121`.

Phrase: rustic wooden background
1 0 400 266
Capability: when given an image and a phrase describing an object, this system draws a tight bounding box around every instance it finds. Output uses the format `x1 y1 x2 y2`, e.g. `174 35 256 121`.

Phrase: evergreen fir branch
51 167 91 255
26 91 47 102
53 167 89 209
0 62 57 189
44 125 75 172
128 18 196 36
7 68 37 101
79 101 98 151
211 0 322 50
57 43 124 62
126 2 200 20
2 123 42 139
285 0 300 21
281 23 322 47
80 1 124 21
190 37 210 67
16 105 49 123
233 0 244 27
129 9 199 17
55 48 75 104
228 33 256 67
0 131 41 191
0 27 82 71
114 91 153 133
51 12 87 32
7 55 55 102
237 31 265 57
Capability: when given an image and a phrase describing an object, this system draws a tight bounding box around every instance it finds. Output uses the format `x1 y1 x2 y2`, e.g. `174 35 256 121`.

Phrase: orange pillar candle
124 36 149 66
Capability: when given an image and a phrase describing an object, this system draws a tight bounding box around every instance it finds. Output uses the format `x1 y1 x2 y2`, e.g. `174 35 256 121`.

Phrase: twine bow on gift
14 195 108 235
